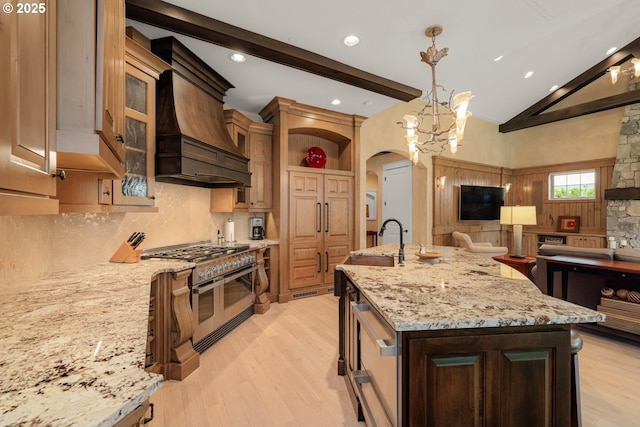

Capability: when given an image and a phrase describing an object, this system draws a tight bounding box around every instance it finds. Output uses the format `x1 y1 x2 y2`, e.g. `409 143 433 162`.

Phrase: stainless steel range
142 241 257 353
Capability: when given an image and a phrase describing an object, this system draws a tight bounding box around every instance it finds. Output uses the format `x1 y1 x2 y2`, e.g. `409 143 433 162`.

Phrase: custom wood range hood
150 36 251 188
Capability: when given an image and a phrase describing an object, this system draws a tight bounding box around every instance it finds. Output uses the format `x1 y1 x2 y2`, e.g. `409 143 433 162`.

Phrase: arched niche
289 127 351 171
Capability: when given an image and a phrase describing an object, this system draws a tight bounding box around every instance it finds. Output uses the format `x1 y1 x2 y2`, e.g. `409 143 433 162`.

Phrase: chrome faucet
379 218 405 264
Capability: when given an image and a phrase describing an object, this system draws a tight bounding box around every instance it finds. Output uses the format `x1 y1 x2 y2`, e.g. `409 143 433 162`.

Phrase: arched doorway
365 151 429 247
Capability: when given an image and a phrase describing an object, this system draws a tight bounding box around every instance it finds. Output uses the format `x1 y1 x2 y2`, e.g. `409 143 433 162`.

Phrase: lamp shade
500 206 537 225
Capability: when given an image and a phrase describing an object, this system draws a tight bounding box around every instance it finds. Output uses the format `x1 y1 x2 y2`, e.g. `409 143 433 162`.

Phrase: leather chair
452 231 508 256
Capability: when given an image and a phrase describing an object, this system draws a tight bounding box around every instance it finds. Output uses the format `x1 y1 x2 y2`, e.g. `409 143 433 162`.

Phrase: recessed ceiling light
549 85 559 92
363 100 373 106
606 46 617 56
493 55 504 62
331 99 342 106
524 71 534 79
343 34 360 47
229 53 246 63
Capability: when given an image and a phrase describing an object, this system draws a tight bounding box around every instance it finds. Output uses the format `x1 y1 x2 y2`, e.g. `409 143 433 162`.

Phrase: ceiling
126 0 640 125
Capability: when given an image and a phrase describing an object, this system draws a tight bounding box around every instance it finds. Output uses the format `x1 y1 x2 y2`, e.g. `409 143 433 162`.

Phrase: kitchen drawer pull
317 202 322 233
143 403 154 424
351 301 397 357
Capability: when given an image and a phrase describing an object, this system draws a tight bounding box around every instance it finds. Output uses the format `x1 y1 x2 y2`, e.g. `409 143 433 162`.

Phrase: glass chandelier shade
400 25 473 164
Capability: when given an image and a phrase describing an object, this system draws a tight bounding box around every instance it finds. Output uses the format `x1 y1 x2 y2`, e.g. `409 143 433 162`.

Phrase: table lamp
500 206 537 258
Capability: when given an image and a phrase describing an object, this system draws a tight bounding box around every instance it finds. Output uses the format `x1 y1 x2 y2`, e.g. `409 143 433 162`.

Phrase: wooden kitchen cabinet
289 170 353 293
210 110 273 212
248 122 273 210
522 232 538 256
56 0 126 178
405 328 570 426
566 235 605 248
260 97 364 303
0 0 59 215
103 34 170 209
56 31 169 212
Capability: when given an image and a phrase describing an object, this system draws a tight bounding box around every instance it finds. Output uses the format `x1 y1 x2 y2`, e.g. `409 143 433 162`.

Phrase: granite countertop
339 244 605 332
0 259 194 427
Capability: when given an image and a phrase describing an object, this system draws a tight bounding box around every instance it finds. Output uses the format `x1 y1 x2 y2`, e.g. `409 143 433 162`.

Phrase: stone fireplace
606 77 640 248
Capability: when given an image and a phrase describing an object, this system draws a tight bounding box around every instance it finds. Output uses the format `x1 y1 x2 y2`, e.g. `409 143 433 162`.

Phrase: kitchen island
0 259 193 427
335 244 604 427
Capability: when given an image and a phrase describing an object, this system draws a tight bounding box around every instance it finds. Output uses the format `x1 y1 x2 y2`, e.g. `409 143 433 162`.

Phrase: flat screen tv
459 185 505 221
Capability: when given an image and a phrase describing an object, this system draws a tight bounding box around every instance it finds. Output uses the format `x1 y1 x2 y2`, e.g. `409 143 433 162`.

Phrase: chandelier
607 58 640 84
400 25 473 164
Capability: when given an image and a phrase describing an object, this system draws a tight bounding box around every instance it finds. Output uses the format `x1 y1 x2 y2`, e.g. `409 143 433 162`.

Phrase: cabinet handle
325 251 329 272
51 170 66 181
317 252 321 273
149 195 156 200
351 301 397 357
115 134 124 143
317 202 322 233
325 202 329 233
103 189 111 196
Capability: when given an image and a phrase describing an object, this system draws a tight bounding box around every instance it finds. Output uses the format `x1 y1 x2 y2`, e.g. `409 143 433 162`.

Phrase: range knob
198 271 205 279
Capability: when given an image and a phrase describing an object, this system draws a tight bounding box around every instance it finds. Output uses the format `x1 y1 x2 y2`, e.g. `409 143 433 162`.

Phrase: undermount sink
344 254 395 267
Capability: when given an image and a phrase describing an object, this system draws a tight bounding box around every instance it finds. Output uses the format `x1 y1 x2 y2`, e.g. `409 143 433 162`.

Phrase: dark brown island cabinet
335 249 602 427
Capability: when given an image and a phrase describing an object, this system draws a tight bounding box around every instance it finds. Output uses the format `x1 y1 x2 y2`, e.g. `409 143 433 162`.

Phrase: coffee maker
250 217 265 240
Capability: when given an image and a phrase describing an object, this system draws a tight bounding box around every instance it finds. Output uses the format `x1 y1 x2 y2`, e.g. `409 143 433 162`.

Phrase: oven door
223 264 257 321
191 277 224 344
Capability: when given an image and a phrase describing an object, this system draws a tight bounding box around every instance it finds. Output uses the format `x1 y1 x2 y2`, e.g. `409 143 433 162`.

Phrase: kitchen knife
127 231 139 243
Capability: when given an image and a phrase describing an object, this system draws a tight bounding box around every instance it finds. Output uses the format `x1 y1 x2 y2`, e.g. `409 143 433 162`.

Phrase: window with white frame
549 170 596 200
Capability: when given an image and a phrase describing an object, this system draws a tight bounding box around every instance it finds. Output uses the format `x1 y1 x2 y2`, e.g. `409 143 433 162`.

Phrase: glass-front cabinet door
111 62 156 206
101 36 169 209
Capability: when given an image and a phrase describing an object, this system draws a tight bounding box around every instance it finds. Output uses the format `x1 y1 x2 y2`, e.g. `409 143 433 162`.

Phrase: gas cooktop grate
141 243 250 262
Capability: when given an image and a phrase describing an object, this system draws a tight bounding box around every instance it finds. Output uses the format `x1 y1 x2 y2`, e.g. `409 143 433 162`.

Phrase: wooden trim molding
125 0 422 102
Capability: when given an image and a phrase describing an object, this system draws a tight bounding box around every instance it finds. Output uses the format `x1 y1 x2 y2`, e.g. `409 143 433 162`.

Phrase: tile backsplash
1 182 259 285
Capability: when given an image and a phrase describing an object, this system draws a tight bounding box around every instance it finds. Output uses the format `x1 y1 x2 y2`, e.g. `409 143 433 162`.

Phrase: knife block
110 241 142 263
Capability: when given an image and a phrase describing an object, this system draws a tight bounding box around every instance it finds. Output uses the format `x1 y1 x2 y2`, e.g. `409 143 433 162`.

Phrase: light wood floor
149 294 640 427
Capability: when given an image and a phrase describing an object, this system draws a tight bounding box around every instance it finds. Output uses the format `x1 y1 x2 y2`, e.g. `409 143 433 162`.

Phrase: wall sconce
503 183 512 193
607 58 639 84
436 176 447 188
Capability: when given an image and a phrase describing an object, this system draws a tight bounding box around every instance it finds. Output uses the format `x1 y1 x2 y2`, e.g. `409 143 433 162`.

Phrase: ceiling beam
500 36 640 133
125 0 422 102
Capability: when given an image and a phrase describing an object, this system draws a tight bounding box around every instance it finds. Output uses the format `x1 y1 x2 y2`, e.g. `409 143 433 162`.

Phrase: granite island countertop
339 244 605 331
0 259 194 427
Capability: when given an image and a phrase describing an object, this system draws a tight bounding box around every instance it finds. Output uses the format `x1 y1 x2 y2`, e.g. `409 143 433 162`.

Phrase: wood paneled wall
432 156 615 247
433 157 507 246
509 158 615 235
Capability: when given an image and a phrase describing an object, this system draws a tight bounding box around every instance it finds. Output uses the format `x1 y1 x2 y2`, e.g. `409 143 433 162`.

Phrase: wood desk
544 255 640 301
492 254 537 281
